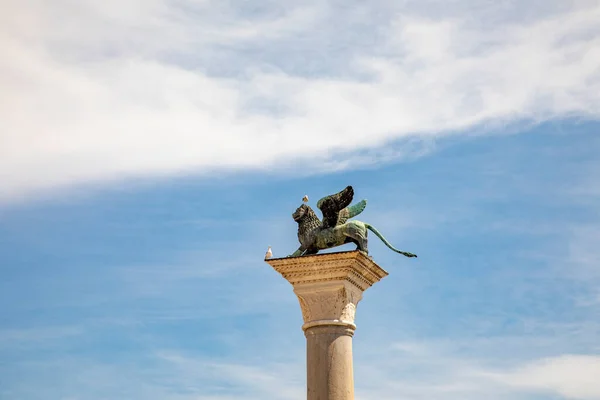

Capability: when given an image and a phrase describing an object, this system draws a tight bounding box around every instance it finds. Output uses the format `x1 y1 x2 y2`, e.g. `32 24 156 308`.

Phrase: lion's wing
317 186 354 229
337 199 367 225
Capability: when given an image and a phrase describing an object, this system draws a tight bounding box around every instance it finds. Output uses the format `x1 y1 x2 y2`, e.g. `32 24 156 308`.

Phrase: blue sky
1 1 600 399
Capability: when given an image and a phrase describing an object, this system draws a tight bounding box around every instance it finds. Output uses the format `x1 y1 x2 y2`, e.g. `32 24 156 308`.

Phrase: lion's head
292 204 309 222
292 204 321 239
293 203 320 222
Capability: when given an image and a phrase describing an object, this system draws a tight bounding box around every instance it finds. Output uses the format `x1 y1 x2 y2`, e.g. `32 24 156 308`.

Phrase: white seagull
265 246 273 259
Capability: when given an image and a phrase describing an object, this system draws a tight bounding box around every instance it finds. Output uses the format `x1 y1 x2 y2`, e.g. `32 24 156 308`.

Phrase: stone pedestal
265 250 388 400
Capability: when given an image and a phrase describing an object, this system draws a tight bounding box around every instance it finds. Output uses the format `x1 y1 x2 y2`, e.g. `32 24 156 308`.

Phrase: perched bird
265 246 273 259
302 195 309 203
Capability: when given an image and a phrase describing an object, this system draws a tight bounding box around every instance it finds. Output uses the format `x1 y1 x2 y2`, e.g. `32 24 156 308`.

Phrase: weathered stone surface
266 250 388 289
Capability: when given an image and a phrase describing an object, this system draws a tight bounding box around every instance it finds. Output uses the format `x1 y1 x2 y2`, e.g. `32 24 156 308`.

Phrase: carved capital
265 251 388 331
294 281 363 328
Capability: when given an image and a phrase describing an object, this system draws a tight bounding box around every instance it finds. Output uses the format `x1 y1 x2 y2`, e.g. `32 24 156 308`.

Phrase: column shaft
305 325 355 400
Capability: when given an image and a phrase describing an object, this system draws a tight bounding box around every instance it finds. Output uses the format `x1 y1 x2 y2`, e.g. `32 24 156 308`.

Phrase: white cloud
493 355 600 400
355 338 600 400
1 0 599 202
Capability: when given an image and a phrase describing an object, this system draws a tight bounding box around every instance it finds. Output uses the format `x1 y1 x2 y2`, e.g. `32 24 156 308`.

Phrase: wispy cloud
5 331 600 400
157 352 304 400
1 0 599 201
2 350 305 400
353 337 600 400
0 326 84 347
492 355 600 400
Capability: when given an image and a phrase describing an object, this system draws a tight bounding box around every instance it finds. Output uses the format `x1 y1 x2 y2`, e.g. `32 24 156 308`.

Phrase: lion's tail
365 223 417 258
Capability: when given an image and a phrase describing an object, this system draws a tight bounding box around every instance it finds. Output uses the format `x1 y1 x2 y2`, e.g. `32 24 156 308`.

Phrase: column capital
265 251 388 330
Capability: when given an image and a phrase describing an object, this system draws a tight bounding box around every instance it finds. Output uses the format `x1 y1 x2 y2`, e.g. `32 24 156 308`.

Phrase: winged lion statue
288 185 417 258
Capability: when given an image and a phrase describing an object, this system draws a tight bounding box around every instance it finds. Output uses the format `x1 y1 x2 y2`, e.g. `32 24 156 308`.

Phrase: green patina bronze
289 186 417 258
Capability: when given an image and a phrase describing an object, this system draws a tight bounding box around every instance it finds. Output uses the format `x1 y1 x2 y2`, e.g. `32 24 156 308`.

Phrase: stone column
265 250 388 400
